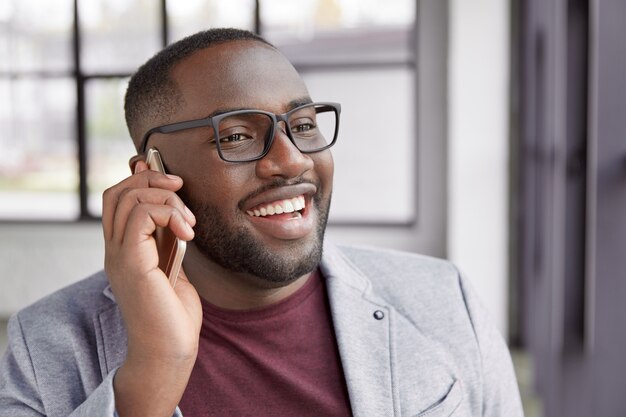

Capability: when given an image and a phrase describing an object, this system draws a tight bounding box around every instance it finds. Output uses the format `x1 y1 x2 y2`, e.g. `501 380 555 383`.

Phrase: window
0 1 77 220
0 0 416 224
262 0 417 224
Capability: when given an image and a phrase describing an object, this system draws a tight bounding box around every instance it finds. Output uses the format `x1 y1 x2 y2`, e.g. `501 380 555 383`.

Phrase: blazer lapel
93 286 128 380
321 243 398 417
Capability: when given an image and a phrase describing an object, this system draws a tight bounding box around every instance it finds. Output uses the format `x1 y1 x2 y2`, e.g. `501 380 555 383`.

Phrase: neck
182 242 312 310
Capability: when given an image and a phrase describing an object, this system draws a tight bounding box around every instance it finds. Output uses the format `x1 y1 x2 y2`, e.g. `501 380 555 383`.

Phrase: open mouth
246 195 306 219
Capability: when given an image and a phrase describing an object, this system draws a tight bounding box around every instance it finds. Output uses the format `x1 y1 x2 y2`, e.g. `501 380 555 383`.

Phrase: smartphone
145 147 187 287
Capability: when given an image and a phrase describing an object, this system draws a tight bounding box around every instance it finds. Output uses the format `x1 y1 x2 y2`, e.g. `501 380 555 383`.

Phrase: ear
128 154 145 174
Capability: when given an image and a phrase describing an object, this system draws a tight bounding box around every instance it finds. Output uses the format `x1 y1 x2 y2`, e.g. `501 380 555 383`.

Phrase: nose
255 123 314 179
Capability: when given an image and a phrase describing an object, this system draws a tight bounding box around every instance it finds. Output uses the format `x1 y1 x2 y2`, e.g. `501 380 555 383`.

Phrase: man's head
124 28 335 288
125 28 271 147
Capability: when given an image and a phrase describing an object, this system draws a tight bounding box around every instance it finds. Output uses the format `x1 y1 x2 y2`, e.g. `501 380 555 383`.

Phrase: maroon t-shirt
179 269 354 416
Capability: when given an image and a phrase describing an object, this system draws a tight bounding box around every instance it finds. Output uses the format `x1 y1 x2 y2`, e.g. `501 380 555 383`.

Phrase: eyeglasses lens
216 104 336 161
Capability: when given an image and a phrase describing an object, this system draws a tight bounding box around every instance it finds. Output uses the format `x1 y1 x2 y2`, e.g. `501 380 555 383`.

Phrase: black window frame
1 0 417 224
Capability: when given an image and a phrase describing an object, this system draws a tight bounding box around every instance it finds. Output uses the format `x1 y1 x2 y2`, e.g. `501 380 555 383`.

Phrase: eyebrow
206 97 313 118
287 97 313 110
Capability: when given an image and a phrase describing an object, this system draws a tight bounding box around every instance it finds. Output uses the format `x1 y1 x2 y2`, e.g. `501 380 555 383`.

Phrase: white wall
0 223 104 316
448 0 511 336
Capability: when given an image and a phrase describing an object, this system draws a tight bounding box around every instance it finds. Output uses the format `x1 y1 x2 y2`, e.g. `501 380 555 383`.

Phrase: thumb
173 267 202 331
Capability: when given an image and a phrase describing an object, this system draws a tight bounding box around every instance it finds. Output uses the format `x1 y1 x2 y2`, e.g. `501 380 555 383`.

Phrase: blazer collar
321 242 398 417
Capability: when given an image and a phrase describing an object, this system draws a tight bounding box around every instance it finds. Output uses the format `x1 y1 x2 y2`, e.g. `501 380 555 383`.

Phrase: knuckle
133 203 151 218
116 186 134 203
171 207 184 221
102 186 116 202
126 203 147 224
166 193 183 207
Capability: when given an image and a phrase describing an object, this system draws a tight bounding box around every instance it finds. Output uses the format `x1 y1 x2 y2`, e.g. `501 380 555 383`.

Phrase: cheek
182 164 254 210
314 152 334 192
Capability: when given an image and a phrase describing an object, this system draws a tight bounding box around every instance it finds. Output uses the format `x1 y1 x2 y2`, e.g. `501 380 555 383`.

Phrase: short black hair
124 28 273 150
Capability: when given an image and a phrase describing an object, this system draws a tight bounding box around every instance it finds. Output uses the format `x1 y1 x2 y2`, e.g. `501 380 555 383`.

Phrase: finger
112 188 196 243
134 160 148 174
122 203 195 248
135 160 180 184
102 169 183 242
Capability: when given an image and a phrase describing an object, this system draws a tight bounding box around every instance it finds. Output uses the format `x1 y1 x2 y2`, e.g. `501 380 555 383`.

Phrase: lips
241 183 317 240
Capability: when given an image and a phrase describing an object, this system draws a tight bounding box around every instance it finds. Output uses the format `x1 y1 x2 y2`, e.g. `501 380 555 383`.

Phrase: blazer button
373 310 385 320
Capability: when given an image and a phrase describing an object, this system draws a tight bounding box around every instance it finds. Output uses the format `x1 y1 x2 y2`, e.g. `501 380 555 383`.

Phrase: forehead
170 40 309 117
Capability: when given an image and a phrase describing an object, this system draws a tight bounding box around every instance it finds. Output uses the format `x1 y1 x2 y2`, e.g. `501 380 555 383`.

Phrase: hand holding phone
103 155 201 417
145 147 187 287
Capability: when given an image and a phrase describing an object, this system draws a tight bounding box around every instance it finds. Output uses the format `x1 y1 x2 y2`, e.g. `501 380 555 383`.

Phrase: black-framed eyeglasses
139 102 341 163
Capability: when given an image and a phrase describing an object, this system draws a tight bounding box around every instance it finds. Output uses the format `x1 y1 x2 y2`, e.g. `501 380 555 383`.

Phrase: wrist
114 354 196 417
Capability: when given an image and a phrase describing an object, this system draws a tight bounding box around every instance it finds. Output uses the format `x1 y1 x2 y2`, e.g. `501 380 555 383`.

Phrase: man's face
149 41 334 287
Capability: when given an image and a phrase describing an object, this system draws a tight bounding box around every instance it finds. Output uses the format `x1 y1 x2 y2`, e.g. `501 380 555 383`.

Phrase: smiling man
0 28 523 417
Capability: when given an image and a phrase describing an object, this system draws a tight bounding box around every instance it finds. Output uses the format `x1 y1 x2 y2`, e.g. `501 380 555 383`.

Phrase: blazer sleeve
0 315 45 415
1 314 185 417
0 314 120 417
458 273 525 417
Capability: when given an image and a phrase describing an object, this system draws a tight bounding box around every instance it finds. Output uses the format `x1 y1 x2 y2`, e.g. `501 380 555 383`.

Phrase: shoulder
3 273 124 415
10 270 115 342
336 244 459 284
332 244 465 311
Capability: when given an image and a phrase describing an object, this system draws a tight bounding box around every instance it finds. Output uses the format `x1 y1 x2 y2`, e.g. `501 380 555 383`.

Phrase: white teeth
292 198 302 211
246 196 307 217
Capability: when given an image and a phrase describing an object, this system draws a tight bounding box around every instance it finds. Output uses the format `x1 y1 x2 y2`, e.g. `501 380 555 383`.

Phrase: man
0 28 523 416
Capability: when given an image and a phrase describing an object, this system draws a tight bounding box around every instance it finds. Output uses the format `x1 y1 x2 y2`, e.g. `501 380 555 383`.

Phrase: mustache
239 177 320 208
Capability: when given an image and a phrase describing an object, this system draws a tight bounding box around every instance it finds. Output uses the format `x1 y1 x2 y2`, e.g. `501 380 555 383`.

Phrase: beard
181 185 331 287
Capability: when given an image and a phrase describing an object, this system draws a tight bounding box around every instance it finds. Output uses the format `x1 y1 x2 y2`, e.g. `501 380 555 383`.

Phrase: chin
187 189 331 285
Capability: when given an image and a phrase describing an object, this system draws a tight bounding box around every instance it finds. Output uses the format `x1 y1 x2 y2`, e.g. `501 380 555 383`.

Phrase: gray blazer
0 243 523 416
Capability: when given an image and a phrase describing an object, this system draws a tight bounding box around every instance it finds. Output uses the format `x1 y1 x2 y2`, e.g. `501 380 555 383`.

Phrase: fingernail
166 174 181 181
185 222 194 234
184 206 195 219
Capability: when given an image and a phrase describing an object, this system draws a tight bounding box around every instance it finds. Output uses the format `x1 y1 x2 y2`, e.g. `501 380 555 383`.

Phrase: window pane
0 0 73 72
263 0 415 66
0 78 79 219
85 78 136 216
302 68 415 223
79 0 161 74
167 0 255 43
261 0 415 43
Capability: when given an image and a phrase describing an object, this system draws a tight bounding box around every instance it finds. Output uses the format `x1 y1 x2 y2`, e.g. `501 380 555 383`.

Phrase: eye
290 116 317 136
220 133 249 143
210 131 256 150
292 123 315 133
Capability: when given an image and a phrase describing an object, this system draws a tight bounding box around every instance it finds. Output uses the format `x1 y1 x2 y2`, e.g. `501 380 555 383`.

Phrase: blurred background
1 0 625 416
